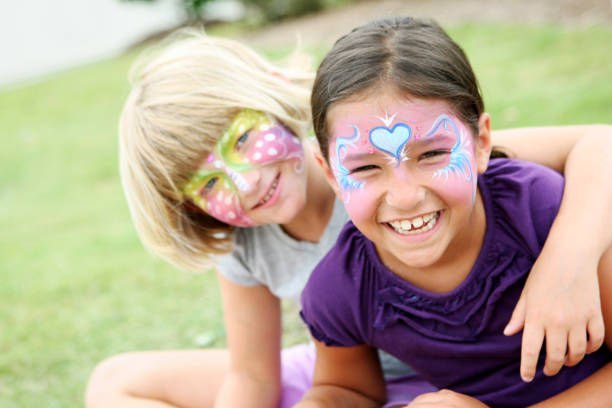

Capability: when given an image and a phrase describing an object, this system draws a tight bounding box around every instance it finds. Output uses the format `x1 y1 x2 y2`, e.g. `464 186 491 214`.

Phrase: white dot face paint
183 109 305 227
327 94 480 272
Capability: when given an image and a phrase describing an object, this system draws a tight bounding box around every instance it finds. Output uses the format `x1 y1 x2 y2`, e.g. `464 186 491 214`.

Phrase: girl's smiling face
324 91 491 273
184 109 307 227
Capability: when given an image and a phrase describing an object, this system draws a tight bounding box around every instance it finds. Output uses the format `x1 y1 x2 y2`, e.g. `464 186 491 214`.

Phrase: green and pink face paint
329 100 477 222
183 109 304 226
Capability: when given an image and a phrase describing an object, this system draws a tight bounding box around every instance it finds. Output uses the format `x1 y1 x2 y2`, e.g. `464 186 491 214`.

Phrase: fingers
585 315 605 354
407 390 489 408
504 293 526 336
408 390 452 407
406 391 439 407
520 324 544 382
564 326 587 367
524 318 602 378
542 328 567 376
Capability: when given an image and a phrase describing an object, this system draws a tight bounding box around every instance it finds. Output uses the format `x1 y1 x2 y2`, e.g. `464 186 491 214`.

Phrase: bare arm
214 272 283 408
491 125 611 172
295 339 386 408
493 125 612 381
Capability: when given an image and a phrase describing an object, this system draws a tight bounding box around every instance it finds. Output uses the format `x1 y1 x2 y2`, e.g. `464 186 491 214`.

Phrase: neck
392 191 487 294
281 142 336 243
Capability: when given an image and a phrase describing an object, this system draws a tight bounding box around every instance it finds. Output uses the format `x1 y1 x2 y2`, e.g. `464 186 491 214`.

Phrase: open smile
252 173 281 210
387 210 441 235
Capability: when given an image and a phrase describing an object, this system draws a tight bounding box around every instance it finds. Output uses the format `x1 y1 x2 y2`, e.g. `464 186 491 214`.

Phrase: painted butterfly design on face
183 109 305 227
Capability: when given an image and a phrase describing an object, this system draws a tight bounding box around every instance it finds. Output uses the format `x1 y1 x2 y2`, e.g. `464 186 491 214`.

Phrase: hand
406 389 488 407
504 248 605 382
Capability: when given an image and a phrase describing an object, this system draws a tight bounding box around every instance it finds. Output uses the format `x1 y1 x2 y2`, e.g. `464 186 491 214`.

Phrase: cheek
434 177 474 203
340 184 378 223
245 125 304 167
431 157 478 205
204 183 254 227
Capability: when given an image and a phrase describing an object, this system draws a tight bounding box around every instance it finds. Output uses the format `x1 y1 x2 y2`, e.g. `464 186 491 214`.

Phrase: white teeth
389 211 439 235
412 217 424 228
258 178 278 206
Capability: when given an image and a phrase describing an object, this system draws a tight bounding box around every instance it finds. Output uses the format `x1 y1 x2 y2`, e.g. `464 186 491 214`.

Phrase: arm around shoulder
502 125 612 380
528 246 612 407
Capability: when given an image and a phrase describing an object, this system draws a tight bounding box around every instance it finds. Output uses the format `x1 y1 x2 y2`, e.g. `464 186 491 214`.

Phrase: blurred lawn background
1 22 611 408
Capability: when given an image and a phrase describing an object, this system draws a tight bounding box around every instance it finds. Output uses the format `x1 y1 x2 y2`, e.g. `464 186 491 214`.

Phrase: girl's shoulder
482 158 565 254
301 221 375 346
484 157 563 190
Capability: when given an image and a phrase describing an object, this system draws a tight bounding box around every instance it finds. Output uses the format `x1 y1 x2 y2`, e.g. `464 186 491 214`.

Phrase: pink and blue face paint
424 114 477 203
330 124 366 203
330 110 477 208
426 115 473 183
183 109 304 227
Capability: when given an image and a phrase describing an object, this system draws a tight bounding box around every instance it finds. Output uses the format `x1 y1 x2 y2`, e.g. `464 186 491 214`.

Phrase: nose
232 167 261 195
384 168 426 210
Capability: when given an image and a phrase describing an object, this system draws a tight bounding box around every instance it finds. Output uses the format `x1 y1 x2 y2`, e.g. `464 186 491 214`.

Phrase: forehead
328 94 457 139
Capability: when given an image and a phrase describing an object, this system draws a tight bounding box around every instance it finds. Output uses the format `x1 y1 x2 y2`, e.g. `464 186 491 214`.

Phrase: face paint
183 109 304 226
369 123 411 166
426 115 473 183
329 99 478 224
425 114 477 204
328 96 483 273
330 124 365 203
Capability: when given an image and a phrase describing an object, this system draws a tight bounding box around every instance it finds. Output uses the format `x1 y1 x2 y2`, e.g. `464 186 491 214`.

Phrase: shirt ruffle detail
373 242 531 341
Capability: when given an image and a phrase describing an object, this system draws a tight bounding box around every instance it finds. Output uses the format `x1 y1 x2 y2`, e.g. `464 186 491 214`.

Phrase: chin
387 246 444 271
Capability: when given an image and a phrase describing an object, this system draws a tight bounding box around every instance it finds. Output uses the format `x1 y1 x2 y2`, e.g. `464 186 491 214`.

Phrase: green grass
1 23 611 407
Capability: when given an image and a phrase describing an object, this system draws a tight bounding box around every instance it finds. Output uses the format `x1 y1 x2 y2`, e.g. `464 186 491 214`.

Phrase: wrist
546 210 609 261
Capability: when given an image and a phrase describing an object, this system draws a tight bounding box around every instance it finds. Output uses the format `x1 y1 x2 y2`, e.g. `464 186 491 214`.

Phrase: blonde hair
119 29 313 272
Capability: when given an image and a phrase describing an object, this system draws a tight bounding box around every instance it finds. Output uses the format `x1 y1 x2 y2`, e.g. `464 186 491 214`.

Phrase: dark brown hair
312 16 485 160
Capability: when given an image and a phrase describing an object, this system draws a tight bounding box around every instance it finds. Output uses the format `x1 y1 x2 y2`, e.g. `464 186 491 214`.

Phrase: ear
474 113 493 174
313 143 343 199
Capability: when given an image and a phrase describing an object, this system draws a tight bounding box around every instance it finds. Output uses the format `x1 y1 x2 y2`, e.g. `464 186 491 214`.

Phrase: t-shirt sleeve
527 165 564 248
215 229 261 287
486 159 564 257
300 223 370 347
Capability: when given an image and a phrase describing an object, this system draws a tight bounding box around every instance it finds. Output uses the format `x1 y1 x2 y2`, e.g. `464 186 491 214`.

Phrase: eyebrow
413 134 457 146
340 134 457 162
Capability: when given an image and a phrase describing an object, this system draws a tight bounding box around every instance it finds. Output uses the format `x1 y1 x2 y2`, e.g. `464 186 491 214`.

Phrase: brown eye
202 177 218 194
235 131 250 151
419 150 449 160
351 165 378 173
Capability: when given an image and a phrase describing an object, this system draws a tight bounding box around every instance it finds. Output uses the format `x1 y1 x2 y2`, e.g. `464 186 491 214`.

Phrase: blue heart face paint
326 93 481 272
369 123 411 164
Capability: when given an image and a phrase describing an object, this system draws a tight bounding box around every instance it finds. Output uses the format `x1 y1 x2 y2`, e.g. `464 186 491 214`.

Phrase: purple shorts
279 343 437 408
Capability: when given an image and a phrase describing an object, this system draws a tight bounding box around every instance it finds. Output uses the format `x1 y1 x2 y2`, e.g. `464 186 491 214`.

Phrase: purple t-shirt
301 159 610 407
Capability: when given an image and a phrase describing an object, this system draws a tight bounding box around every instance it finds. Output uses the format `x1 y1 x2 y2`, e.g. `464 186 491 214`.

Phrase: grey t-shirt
216 198 348 302
216 198 415 379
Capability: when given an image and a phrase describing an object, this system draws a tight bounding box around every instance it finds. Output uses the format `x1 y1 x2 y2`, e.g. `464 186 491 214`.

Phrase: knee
85 353 135 408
